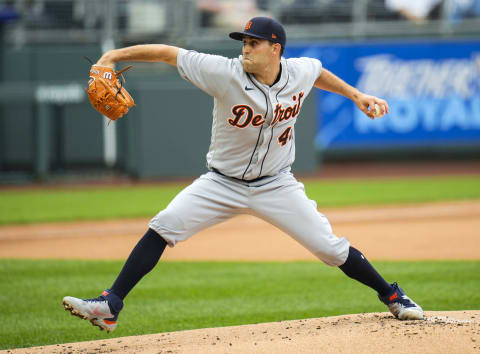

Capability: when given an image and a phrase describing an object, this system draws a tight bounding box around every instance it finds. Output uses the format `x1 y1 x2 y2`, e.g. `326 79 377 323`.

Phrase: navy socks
110 228 167 300
339 246 392 297
109 233 391 301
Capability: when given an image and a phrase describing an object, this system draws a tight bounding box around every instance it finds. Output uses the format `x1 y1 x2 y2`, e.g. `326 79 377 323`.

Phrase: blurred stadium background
0 0 479 183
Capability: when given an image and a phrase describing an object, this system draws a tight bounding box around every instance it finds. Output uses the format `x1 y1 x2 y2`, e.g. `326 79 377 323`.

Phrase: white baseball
373 103 383 118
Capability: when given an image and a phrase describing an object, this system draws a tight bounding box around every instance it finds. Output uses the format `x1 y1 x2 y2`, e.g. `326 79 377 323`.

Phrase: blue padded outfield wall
285 39 480 151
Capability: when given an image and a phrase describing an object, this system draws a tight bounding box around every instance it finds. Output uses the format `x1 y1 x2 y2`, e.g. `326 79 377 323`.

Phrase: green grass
0 184 185 225
1 259 479 350
1 176 479 225
303 175 480 206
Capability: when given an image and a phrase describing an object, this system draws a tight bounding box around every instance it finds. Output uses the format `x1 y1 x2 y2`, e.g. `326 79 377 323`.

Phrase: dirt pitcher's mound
9 311 480 354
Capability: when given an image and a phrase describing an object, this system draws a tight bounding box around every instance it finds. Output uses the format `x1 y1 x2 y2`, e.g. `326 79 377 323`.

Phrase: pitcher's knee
149 210 187 247
311 236 350 267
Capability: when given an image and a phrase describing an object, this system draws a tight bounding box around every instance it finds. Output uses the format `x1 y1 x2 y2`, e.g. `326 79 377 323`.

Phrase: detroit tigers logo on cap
229 17 287 48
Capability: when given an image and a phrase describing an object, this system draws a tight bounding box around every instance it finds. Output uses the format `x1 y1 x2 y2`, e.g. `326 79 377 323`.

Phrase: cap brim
229 31 269 42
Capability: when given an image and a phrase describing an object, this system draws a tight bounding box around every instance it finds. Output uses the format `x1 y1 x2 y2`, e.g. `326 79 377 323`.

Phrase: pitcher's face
241 36 277 74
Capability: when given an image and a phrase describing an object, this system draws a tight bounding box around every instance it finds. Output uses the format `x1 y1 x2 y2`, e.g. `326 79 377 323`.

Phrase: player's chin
242 61 255 73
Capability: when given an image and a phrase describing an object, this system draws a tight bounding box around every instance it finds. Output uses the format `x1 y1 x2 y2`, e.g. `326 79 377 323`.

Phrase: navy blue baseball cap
229 17 286 48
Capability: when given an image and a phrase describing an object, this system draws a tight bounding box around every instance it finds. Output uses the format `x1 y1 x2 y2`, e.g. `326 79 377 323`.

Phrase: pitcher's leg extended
251 174 423 320
63 173 248 331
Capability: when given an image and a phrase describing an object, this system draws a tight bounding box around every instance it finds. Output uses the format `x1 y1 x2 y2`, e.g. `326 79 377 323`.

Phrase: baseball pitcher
63 17 423 333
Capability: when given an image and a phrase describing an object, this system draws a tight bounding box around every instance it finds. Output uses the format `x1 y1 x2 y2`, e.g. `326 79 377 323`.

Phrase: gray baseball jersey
177 49 321 180
149 49 350 266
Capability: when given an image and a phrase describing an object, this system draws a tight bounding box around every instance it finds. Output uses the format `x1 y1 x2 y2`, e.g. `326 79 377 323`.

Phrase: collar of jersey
239 56 288 90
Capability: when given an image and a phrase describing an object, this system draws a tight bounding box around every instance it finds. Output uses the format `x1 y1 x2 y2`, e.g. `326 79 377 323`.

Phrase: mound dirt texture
7 311 480 354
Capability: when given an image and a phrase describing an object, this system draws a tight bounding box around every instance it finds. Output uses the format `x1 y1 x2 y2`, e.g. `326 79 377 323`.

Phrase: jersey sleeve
309 57 323 81
289 57 323 88
302 57 323 87
177 48 234 98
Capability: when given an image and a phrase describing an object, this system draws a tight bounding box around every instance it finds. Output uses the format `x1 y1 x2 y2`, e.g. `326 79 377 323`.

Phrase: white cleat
62 290 122 332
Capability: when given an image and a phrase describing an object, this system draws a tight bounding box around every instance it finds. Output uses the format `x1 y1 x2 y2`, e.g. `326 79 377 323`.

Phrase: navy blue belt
211 168 269 183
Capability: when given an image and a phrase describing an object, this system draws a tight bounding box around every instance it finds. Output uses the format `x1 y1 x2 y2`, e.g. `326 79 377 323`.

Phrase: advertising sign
286 40 480 150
